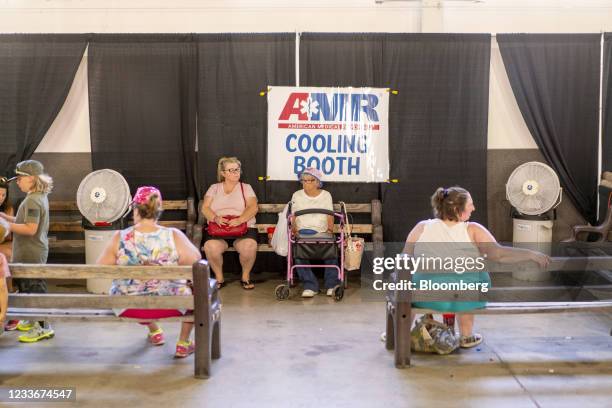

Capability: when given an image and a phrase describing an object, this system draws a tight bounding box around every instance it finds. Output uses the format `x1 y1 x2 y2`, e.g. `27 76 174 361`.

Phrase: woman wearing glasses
291 167 340 298
201 157 258 290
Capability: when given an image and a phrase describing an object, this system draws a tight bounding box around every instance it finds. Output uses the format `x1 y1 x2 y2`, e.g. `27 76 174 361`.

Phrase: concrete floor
1 277 612 408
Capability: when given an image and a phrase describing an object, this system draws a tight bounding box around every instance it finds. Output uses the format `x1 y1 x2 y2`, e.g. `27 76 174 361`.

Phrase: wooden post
210 278 221 360
394 299 412 368
186 197 196 241
193 260 211 379
385 302 395 350
371 200 384 259
211 321 221 359
393 267 412 368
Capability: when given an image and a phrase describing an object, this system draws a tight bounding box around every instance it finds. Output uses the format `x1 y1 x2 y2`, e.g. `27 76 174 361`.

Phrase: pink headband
132 186 162 206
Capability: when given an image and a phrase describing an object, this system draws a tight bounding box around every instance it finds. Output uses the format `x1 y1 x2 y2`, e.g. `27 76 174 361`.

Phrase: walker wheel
333 285 344 302
275 284 290 301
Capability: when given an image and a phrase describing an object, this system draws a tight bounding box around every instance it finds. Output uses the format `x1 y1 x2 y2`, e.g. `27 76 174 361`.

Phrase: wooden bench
48 198 197 255
6 260 220 379
193 200 383 256
384 256 612 368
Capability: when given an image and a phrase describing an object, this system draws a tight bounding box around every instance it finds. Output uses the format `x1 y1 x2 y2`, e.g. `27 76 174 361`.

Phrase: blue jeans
294 258 340 292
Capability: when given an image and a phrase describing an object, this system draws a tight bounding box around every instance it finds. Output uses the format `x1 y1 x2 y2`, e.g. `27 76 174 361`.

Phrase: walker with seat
274 202 346 301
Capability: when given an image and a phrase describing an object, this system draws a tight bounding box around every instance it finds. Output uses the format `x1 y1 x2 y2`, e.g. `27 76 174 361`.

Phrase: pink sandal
175 340 195 358
148 328 165 346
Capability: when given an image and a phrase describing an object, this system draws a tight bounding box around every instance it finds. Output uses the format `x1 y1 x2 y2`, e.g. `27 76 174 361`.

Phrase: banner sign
267 86 389 182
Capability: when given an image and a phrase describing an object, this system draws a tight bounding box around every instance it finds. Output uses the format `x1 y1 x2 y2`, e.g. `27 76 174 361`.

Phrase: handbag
207 183 248 238
410 314 459 355
340 202 364 271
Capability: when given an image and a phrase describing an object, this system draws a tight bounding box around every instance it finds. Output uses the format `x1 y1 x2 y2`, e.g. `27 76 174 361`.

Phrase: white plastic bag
271 204 289 256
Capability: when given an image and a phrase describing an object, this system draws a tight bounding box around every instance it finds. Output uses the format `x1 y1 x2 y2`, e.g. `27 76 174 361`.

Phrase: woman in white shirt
291 168 339 298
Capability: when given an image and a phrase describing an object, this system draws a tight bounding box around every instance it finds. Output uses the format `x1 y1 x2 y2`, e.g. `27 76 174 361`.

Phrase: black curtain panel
196 33 296 203
381 34 491 242
88 34 197 200
602 33 612 222
0 34 87 176
298 33 384 204
497 34 600 224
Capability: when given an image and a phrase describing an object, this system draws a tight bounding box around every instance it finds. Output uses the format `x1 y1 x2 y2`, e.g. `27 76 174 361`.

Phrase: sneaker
16 320 34 332
460 333 483 348
18 323 55 343
175 340 195 358
4 320 20 331
148 328 165 346
301 289 317 298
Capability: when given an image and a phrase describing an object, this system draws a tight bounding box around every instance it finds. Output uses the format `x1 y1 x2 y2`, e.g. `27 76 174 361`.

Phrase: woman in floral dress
97 186 202 358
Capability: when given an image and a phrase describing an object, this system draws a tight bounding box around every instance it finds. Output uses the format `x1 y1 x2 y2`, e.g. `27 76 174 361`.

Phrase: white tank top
414 219 480 263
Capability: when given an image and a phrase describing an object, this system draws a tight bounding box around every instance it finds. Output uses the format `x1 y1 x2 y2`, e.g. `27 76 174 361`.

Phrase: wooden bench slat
158 220 187 229
6 308 194 322
49 201 80 211
9 264 193 280
49 239 85 249
161 201 189 210
413 301 612 315
257 203 372 213
9 293 194 309
50 200 189 212
49 220 188 233
225 242 374 252
49 221 82 232
254 223 372 234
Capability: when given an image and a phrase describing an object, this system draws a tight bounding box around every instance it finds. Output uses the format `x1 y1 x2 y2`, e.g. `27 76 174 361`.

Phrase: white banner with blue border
267 86 389 182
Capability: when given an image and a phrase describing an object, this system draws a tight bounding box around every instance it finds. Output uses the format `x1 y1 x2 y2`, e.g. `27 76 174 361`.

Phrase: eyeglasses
224 167 241 174
301 178 317 183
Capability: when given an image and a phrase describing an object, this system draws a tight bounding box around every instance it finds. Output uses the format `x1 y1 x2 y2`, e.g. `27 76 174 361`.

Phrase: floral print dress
110 226 191 316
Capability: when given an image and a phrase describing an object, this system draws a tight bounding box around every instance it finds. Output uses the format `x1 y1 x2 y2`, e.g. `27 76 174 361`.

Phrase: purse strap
339 201 352 237
240 182 246 208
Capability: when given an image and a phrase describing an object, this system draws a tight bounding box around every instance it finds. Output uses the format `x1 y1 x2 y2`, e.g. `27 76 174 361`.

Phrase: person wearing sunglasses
290 167 340 298
201 157 258 290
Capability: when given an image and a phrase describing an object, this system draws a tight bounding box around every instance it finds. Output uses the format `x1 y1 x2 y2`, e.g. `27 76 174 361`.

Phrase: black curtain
298 34 490 241
88 34 197 199
498 34 600 224
196 33 296 203
298 33 384 204
603 33 612 221
0 34 87 175
381 34 491 242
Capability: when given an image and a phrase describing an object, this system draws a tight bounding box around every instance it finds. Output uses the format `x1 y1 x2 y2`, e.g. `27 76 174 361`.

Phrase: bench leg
212 321 221 360
194 317 211 379
385 303 395 350
394 301 411 368
193 261 212 379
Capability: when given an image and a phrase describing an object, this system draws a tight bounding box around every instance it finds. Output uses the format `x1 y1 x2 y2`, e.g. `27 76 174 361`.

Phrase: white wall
35 55 91 153
3 0 611 153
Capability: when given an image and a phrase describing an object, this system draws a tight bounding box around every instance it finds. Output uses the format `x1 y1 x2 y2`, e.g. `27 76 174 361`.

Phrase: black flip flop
240 280 255 290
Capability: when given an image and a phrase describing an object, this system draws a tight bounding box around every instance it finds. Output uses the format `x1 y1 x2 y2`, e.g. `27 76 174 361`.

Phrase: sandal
148 328 165 346
216 281 226 290
460 333 483 348
240 280 255 290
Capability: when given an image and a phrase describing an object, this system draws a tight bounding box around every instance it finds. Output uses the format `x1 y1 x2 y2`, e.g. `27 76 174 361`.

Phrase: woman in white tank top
404 186 550 348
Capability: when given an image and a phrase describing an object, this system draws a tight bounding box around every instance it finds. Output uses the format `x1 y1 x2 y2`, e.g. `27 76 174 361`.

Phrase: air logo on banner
267 86 389 182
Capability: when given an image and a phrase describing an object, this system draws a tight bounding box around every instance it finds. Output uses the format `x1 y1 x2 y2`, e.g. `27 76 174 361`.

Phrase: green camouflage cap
15 160 44 177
